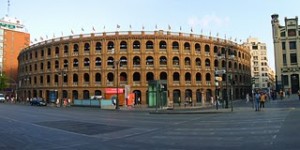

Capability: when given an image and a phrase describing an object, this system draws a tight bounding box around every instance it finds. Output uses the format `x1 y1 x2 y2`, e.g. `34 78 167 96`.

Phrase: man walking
254 92 260 111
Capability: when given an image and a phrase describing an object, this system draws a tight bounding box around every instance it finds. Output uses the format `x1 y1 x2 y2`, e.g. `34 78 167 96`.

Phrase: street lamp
281 74 284 92
114 60 120 110
223 46 235 111
58 69 66 107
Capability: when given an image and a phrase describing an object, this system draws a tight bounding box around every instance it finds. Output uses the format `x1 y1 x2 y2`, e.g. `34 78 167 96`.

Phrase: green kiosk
147 80 168 109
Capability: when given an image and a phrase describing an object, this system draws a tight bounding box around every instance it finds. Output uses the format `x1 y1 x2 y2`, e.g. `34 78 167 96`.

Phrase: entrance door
291 74 299 94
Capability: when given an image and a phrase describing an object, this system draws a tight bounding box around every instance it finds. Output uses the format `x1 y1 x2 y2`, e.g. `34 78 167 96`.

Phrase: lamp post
114 60 120 110
224 46 234 112
58 69 65 107
281 74 284 91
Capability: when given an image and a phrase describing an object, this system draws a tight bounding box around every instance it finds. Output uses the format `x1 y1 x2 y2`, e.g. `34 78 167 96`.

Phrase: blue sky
1 0 300 70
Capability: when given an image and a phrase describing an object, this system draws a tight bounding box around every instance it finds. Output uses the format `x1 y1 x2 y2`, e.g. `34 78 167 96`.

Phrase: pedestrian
246 93 249 103
56 98 60 107
178 97 181 107
254 92 260 111
280 90 283 100
210 96 214 105
298 90 300 100
260 93 266 109
138 97 141 105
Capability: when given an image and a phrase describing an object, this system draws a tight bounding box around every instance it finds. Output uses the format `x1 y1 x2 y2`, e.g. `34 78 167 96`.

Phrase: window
84 43 90 51
281 42 286 50
289 41 297 49
95 42 102 51
252 45 258 49
288 29 296 36
283 54 287 66
290 53 297 64
281 31 286 37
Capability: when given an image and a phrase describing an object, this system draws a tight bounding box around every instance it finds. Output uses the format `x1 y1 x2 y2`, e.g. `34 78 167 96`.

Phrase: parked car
0 93 5 103
30 98 47 106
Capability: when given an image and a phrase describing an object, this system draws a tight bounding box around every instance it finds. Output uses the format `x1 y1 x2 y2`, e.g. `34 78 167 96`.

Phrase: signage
105 88 124 94
215 77 223 81
215 70 226 75
0 22 16 29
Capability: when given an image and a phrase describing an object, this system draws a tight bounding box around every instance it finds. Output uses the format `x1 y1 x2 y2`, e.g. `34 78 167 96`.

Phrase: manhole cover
36 120 130 135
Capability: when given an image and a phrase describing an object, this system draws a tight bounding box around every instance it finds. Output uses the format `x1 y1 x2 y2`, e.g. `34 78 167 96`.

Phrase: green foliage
0 75 8 91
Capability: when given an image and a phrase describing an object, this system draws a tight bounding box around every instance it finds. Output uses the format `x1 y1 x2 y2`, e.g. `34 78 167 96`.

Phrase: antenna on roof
7 0 10 16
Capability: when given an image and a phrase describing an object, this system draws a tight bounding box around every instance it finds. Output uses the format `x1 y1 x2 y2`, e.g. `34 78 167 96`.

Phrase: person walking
298 90 300 100
246 93 250 103
280 90 283 100
260 93 266 109
254 92 261 111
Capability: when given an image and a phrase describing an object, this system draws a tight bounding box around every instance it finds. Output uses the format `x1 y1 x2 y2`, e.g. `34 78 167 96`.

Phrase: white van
0 93 5 103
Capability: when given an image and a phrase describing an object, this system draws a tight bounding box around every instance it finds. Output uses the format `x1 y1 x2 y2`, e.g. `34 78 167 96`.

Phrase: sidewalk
118 101 234 114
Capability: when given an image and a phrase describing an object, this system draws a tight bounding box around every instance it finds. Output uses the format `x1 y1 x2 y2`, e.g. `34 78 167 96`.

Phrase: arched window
160 72 167 80
73 74 78 82
146 41 154 49
95 57 101 67
172 41 179 49
173 72 180 81
120 72 128 82
95 73 101 82
64 45 68 54
195 58 201 67
173 57 179 66
133 56 140 66
55 60 59 69
47 48 51 56
107 41 114 50
205 73 211 81
214 46 218 54
196 73 201 81
73 44 79 53
119 56 127 67
205 59 210 67
146 56 154 65
159 56 167 65
146 72 154 81
229 61 232 68
40 62 44 70
84 58 90 67
55 46 59 55
47 61 51 69
83 90 90 99
84 43 90 51
95 90 102 97
84 73 90 82
133 41 140 49
185 57 191 66
133 72 141 81
64 60 68 68
214 60 218 68
195 43 201 52
205 44 210 53
120 41 127 49
72 90 78 99
184 42 190 50
95 42 102 51
73 59 79 68
185 72 191 81
159 41 167 49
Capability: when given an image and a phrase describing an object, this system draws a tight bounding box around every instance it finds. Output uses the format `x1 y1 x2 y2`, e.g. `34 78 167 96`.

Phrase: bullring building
17 30 251 106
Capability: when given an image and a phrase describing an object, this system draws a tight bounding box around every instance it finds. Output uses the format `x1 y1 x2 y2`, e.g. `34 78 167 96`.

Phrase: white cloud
188 14 230 29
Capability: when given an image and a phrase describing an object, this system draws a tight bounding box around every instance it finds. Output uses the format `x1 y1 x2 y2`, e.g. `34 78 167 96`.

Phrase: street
0 96 299 150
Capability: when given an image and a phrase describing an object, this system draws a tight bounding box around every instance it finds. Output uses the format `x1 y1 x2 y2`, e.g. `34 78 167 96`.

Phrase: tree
0 75 8 91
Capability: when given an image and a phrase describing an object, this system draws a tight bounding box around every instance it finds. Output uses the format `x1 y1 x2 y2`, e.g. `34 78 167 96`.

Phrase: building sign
105 88 124 94
0 22 16 29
